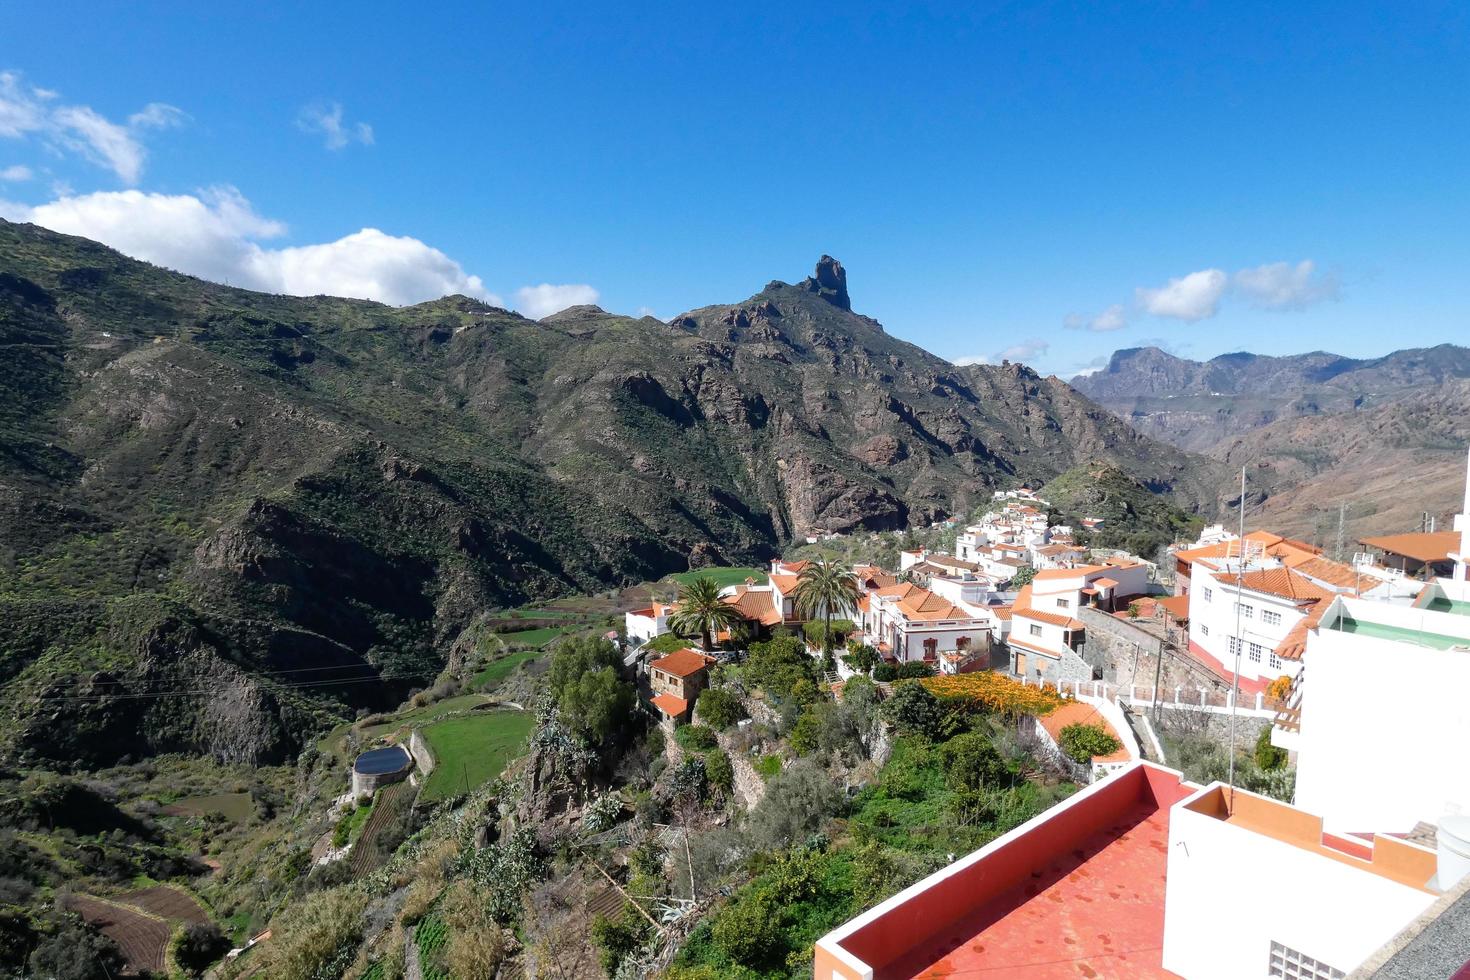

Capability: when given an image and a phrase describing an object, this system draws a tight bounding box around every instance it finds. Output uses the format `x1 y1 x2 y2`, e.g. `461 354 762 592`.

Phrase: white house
859 582 995 669
1007 561 1149 682
1290 586 1470 834
624 600 674 646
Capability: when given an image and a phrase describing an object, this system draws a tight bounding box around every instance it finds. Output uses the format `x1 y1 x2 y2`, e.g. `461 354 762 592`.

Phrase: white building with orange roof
1007 562 1149 681
859 582 996 669
624 600 675 646
1185 546 1416 696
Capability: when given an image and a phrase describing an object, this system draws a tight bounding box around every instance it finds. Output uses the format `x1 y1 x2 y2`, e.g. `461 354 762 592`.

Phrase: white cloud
635 305 661 320
1064 302 1127 332
297 101 374 150
1233 259 1339 310
0 70 183 184
1136 268 1228 322
0 164 31 181
515 283 600 319
13 188 499 306
953 337 1050 367
1072 355 1109 377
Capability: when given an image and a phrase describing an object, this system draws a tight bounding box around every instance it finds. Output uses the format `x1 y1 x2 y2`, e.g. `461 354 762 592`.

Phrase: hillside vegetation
0 224 1220 765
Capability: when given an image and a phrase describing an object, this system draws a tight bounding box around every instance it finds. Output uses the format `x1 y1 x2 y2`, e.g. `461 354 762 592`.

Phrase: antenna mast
1227 464 1246 806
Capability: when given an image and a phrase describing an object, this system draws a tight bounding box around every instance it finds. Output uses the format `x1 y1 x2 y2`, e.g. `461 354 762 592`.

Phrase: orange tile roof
1359 530 1461 564
1010 584 1086 629
768 573 801 594
723 587 782 626
1041 701 1130 763
649 648 714 678
895 587 975 622
1093 577 1120 589
1292 556 1385 593
992 605 1013 621
856 594 870 613
1157 595 1191 621
650 692 689 717
1235 567 1334 604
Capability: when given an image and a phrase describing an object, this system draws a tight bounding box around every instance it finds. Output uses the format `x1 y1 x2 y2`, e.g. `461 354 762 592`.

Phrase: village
606 454 1470 980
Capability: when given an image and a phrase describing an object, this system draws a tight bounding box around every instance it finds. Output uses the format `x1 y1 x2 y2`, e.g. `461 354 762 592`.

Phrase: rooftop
1333 616 1470 652
1359 530 1462 564
648 648 713 677
815 764 1193 980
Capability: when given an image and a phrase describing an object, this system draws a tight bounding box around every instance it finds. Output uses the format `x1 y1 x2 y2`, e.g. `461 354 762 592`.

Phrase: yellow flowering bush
920 672 1064 718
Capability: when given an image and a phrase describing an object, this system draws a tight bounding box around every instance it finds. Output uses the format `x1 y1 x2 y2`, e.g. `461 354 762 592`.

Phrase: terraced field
350 781 414 877
418 710 535 804
70 895 171 974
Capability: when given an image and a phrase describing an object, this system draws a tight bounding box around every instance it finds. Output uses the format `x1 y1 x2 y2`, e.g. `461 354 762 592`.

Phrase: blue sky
3 1 1468 377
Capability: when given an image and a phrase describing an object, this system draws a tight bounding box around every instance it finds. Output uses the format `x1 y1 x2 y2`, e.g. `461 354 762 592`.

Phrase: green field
471 649 541 690
418 710 536 803
494 626 566 647
666 566 768 589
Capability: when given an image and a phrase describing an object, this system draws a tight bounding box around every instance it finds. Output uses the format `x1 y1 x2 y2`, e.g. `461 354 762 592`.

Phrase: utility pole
1335 503 1346 562
1227 464 1246 808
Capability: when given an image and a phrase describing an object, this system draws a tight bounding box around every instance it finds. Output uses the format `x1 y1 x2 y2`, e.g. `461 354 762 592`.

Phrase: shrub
745 759 839 849
173 922 229 975
744 635 821 703
881 682 949 740
896 661 936 679
802 618 856 650
921 673 1064 717
939 732 1009 792
590 907 649 976
1267 674 1294 701
1057 723 1122 764
674 725 718 752
704 749 734 796
842 642 880 675
710 888 782 966
787 709 823 756
753 754 782 779
695 688 745 729
871 663 898 682
1254 725 1288 772
646 632 691 654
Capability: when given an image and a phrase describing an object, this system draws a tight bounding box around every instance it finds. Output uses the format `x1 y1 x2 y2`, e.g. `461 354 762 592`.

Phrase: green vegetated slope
0 223 1220 766
1042 463 1205 557
418 711 536 804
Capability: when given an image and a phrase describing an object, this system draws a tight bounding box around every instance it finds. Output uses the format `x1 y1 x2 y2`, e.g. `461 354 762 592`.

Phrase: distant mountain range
1073 345 1470 543
1072 344 1470 451
0 222 1220 766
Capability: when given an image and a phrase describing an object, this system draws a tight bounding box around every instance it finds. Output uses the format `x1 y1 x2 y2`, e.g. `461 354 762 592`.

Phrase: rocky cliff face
0 221 1221 765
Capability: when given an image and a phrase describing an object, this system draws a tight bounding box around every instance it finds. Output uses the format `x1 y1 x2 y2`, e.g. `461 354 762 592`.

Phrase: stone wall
1078 607 1231 695
408 730 436 777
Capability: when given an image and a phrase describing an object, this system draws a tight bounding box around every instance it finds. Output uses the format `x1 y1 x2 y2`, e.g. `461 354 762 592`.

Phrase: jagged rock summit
801 254 851 310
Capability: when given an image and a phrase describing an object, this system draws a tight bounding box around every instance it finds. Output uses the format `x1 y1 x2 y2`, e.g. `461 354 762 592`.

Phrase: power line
24 666 455 704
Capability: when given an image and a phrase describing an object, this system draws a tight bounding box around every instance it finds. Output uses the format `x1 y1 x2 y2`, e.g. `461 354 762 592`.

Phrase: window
1030 623 1043 637
956 636 970 650
1263 609 1282 626
1200 624 1209 637
1202 587 1213 602
1228 636 1241 657
1270 653 1282 670
1268 940 1345 980
1056 597 1070 609
1236 603 1254 620
1249 642 1263 664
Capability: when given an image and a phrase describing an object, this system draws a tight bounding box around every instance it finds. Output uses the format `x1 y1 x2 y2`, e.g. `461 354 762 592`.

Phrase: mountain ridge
0 220 1223 766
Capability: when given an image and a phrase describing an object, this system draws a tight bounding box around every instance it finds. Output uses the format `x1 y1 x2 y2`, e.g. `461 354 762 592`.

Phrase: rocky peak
800 255 851 311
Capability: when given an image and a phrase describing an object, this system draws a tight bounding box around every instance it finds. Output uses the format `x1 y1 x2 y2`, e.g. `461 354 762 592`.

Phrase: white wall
1163 792 1436 979
625 611 665 645
1295 607 1470 832
1186 566 1304 682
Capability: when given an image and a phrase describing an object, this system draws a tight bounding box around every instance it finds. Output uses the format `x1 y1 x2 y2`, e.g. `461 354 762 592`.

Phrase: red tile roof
1011 584 1085 629
650 692 689 717
723 586 783 626
1359 530 1461 564
1235 567 1334 603
768 573 801 594
649 648 713 678
1292 556 1385 593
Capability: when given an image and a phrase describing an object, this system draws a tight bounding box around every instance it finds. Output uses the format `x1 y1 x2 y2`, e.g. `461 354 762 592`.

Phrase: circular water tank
1437 814 1470 890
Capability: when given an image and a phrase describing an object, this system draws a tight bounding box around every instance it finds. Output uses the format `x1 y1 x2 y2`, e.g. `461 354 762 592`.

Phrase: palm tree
668 575 741 651
792 558 860 664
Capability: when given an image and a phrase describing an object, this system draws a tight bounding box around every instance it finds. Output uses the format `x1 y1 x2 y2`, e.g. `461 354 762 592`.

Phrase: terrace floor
886 800 1178 979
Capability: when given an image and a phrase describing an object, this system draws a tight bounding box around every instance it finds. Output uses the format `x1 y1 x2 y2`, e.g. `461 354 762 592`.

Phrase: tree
705 748 734 796
842 641 880 676
940 732 1009 792
745 759 840 849
668 576 741 651
1011 564 1036 587
695 688 745 729
792 559 860 662
881 681 954 741
744 635 820 703
560 668 635 745
548 636 621 695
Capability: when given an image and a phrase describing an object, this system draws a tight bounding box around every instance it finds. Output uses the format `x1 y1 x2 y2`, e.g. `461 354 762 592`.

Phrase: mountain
1040 464 1205 559
0 224 1222 766
1072 344 1470 451
1210 379 1470 544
